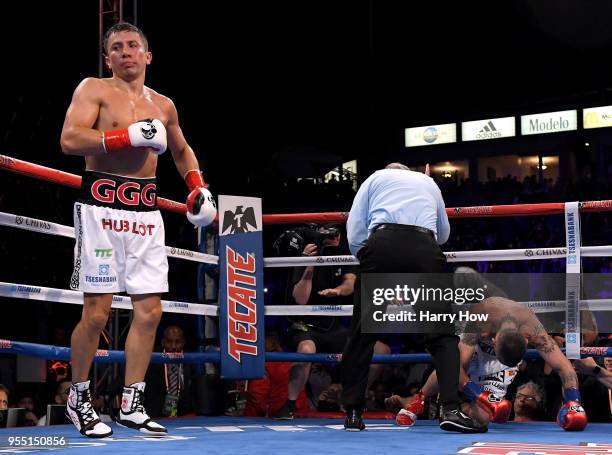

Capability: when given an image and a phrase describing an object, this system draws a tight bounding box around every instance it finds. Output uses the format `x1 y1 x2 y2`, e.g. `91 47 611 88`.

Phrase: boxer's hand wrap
184 170 217 227
463 380 511 423
185 169 205 192
103 118 167 155
557 388 587 431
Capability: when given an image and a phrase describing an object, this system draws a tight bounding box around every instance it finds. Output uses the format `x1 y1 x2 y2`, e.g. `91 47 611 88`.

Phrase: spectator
316 383 343 412
513 381 544 422
244 332 309 417
573 356 612 422
365 381 390 411
0 384 9 410
37 381 71 426
16 396 39 426
144 325 197 418
307 364 333 408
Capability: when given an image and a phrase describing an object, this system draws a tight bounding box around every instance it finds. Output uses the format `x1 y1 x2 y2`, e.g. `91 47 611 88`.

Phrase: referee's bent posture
340 162 486 433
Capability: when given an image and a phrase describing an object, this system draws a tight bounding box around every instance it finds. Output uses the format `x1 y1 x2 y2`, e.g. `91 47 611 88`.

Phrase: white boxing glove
186 187 217 227
103 118 167 155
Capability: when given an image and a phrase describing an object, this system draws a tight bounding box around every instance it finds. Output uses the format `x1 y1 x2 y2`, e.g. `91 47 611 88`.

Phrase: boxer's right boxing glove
463 381 511 423
396 392 426 427
103 118 167 155
557 388 587 431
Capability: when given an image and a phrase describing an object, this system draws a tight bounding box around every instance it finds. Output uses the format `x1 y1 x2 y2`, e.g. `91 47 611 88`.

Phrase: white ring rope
0 281 217 316
264 256 360 267
0 211 218 265
2 210 612 267
2 281 612 317
264 245 612 267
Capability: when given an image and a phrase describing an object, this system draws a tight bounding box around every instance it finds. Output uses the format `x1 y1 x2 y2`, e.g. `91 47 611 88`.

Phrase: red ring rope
2 154 612 223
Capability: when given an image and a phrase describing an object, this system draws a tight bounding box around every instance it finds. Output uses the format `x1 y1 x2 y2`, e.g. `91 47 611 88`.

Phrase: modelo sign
521 110 577 135
583 105 612 129
405 123 456 147
462 116 515 141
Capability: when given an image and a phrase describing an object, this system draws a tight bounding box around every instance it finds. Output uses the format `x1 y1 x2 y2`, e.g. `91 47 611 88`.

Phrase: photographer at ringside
273 224 389 419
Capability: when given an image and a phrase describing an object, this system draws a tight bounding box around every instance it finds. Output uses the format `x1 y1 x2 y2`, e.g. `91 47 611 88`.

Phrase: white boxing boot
116 382 167 436
66 380 113 438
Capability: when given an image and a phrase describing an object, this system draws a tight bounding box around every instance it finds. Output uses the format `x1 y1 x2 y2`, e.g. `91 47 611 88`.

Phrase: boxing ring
1 154 612 454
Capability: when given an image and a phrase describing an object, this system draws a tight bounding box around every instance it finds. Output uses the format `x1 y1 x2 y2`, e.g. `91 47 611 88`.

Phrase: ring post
564 202 581 359
217 195 265 379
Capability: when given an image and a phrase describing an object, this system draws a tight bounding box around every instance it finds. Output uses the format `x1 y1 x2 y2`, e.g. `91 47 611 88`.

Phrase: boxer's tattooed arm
560 370 579 390
529 319 578 390
529 320 558 354
532 335 557 354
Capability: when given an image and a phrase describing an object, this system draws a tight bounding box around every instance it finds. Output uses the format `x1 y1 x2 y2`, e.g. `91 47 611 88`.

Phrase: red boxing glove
463 381 511 423
396 392 425 427
557 388 587 431
184 170 217 227
476 392 511 423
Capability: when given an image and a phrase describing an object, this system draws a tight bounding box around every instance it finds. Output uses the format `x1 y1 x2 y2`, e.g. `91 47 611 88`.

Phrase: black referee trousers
340 225 460 411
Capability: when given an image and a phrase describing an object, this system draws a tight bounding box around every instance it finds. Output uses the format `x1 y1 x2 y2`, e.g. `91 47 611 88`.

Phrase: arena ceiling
2 0 612 188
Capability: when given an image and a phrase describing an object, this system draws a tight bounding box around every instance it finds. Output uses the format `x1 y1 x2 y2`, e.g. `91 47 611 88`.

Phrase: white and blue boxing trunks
465 337 520 398
70 171 169 295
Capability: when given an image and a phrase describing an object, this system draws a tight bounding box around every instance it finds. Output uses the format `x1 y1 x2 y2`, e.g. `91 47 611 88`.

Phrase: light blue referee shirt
346 169 450 256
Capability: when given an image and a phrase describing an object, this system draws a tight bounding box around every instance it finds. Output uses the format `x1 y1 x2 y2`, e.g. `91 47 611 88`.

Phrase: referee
340 163 485 433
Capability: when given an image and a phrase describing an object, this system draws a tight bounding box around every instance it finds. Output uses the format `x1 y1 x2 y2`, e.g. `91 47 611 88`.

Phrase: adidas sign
461 116 515 141
476 121 502 140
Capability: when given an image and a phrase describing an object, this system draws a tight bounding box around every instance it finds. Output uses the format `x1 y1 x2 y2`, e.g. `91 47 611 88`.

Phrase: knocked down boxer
389 296 587 432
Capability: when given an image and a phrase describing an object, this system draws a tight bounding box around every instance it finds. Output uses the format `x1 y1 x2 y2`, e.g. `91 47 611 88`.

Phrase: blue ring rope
2 340 610 364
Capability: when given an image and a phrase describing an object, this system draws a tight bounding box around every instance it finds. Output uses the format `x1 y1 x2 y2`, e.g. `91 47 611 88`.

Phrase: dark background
3 0 612 192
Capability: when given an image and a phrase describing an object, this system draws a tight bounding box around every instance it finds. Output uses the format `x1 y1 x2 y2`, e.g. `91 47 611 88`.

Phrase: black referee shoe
273 401 295 420
344 409 365 431
439 409 488 433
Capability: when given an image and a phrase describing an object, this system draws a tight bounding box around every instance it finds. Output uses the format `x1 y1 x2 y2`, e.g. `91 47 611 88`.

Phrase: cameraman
274 225 389 419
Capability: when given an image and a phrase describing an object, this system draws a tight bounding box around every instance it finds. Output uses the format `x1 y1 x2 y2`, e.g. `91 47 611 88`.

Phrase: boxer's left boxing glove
463 381 511 423
557 388 587 431
184 170 217 227
103 118 167 155
396 392 425 427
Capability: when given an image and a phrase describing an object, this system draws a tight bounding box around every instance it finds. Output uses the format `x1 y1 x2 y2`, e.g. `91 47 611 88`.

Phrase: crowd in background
1 169 611 426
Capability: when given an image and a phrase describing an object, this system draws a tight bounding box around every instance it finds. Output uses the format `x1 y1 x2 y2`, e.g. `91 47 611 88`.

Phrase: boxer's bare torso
465 297 552 350
61 29 195 180
82 78 172 178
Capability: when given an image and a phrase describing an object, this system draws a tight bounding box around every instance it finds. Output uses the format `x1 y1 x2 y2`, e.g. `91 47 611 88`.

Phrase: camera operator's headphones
272 223 342 257
320 223 341 238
